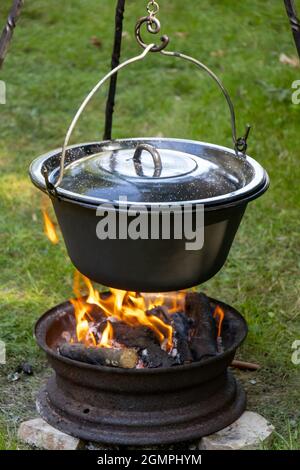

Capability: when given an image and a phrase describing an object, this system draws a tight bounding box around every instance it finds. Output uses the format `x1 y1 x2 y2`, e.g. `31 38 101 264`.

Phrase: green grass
0 426 18 450
0 0 300 450
270 421 300 450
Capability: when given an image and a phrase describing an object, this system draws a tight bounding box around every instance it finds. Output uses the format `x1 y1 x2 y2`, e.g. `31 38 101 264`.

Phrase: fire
99 321 114 348
213 305 225 337
70 271 186 352
41 204 59 244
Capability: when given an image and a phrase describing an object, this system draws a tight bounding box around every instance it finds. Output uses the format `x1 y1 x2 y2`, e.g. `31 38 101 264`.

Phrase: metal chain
0 0 24 70
146 1 160 32
136 0 169 52
284 0 300 58
147 1 159 17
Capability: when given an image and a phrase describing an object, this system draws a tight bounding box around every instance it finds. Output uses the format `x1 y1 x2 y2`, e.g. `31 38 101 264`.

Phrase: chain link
147 1 159 17
135 0 169 52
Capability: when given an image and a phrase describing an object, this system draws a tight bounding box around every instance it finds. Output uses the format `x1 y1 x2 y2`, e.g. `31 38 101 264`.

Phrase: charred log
113 321 177 368
145 307 192 364
185 292 218 361
146 305 171 325
172 312 194 363
141 343 178 368
59 343 138 369
113 322 160 349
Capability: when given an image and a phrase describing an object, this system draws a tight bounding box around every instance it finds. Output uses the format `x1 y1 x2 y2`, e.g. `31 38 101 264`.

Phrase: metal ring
135 16 169 53
235 125 251 154
133 144 162 177
147 1 159 15
147 17 160 34
42 166 59 199
235 138 248 154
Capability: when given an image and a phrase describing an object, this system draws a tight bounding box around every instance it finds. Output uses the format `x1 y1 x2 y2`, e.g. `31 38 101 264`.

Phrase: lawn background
0 0 299 449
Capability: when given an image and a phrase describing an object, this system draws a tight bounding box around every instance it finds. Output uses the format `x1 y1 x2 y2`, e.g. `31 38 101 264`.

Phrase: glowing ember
213 305 225 337
70 271 186 352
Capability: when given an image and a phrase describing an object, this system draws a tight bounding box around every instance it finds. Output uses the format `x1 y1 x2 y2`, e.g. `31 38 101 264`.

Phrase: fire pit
35 284 247 445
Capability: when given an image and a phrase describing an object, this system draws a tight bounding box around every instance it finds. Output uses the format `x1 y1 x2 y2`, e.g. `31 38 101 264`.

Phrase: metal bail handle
159 49 251 157
50 44 155 190
48 16 250 191
135 5 250 156
161 51 251 156
133 143 162 177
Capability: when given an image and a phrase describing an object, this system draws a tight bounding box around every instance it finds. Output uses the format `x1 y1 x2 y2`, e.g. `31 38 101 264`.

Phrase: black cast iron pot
29 138 269 291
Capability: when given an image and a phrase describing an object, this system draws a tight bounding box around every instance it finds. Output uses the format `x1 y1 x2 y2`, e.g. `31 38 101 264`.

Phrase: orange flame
213 305 225 337
99 321 114 347
71 272 186 352
42 208 59 244
70 297 95 346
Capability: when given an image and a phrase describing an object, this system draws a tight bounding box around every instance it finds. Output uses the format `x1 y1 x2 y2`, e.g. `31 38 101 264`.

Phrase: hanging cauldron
29 13 269 292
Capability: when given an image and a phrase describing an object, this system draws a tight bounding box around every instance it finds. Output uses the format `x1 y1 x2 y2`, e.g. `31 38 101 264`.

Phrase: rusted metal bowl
35 297 247 445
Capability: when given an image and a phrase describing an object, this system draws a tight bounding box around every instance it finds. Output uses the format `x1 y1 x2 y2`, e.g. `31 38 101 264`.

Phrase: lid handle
133 143 162 177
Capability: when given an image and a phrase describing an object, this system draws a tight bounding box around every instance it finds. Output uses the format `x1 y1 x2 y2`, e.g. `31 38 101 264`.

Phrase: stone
199 411 274 450
18 418 80 450
18 412 274 451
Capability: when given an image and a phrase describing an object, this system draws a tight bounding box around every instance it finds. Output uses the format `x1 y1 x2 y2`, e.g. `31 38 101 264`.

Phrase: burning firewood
146 305 171 325
171 312 194 363
112 321 178 368
59 343 138 369
58 275 227 369
185 292 218 361
145 307 193 364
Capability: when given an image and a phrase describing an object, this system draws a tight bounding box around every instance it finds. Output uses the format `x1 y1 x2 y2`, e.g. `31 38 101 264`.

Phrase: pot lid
30 138 268 207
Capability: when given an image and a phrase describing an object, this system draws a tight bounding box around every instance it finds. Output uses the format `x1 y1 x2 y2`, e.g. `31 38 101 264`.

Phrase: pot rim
29 138 269 209
39 174 270 213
